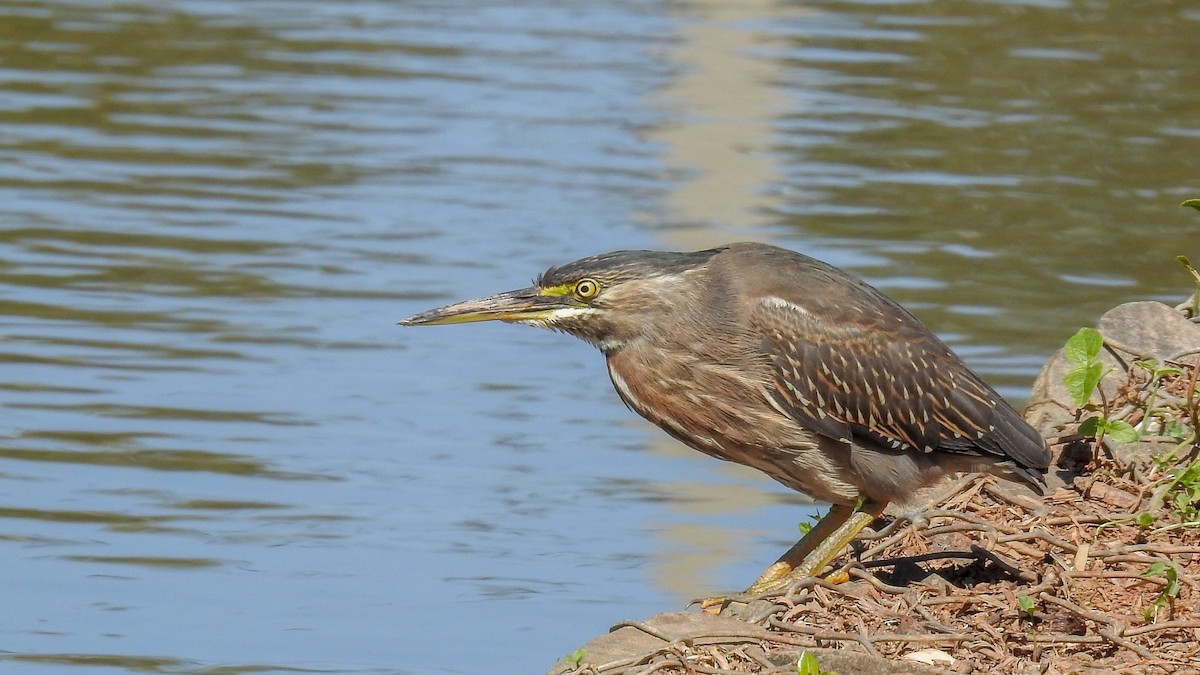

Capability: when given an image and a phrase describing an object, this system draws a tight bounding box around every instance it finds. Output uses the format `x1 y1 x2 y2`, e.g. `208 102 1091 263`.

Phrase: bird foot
747 553 838 595
694 592 780 621
697 565 854 620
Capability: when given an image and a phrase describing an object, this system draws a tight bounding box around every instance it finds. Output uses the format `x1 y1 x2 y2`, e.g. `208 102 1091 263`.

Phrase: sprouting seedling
1141 561 1182 623
1133 358 1186 436
1062 328 1138 444
1135 358 1185 383
564 648 587 669
1177 253 1200 319
796 651 836 675
1017 593 1037 617
797 511 824 537
1163 460 1200 526
1178 198 1200 316
1131 458 1200 530
1179 255 1200 284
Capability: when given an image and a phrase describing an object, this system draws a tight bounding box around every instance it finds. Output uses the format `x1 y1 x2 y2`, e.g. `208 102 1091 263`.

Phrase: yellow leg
748 500 887 594
748 503 855 592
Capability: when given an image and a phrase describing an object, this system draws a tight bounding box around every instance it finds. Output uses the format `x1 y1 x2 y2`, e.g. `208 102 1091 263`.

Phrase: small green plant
1178 254 1200 318
797 511 824 536
1164 417 1193 442
1062 328 1138 445
1141 561 1182 623
799 502 864 536
1169 463 1200 522
1179 200 1200 317
1159 460 1200 526
1124 456 1196 526
1133 358 1186 436
1129 457 1200 530
564 648 587 668
1017 593 1037 617
796 650 836 675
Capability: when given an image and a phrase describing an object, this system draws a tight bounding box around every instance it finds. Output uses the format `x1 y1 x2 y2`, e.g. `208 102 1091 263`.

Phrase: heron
401 242 1049 592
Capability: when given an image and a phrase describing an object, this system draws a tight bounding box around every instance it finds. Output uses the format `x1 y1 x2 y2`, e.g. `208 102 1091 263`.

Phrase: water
1 1 1198 673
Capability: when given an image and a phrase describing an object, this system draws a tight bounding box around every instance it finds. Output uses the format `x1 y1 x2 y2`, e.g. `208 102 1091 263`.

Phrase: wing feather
750 290 1046 474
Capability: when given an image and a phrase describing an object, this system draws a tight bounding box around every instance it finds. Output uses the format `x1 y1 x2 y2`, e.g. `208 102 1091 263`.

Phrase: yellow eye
573 278 600 300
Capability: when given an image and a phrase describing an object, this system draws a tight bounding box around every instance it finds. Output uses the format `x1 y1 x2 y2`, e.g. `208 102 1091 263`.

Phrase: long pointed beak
400 287 573 326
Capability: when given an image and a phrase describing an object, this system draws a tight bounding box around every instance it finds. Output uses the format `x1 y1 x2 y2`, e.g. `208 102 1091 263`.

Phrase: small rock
904 649 956 666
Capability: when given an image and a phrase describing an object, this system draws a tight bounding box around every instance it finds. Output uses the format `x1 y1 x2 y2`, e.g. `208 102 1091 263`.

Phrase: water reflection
1 0 1198 672
765 0 1200 370
647 1 799 246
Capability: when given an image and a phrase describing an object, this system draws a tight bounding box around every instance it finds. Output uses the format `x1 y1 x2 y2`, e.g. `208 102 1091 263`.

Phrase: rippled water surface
2 1 1198 672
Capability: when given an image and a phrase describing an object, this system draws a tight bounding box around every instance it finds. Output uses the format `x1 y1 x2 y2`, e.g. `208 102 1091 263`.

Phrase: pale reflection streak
645 1 803 250
641 2 817 598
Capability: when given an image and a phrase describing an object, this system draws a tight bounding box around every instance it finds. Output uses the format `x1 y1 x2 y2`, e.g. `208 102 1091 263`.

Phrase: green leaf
1063 327 1103 364
1017 594 1036 615
1078 416 1103 438
1143 561 1172 578
1136 358 1184 378
1103 420 1139 444
797 651 822 675
1063 368 1087 406
1182 199 1200 211
1178 461 1200 484
565 648 586 667
1064 363 1104 407
1080 363 1104 404
1179 256 1200 283
1174 491 1192 511
1164 420 1188 439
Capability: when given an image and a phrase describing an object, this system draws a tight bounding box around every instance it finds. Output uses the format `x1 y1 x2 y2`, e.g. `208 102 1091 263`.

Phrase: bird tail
987 405 1051 492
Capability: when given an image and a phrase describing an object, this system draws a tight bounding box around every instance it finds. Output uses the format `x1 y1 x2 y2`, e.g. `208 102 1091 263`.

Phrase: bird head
400 248 724 353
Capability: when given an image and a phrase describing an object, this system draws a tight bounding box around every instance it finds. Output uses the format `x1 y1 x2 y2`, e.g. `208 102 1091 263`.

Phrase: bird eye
573 278 600 300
